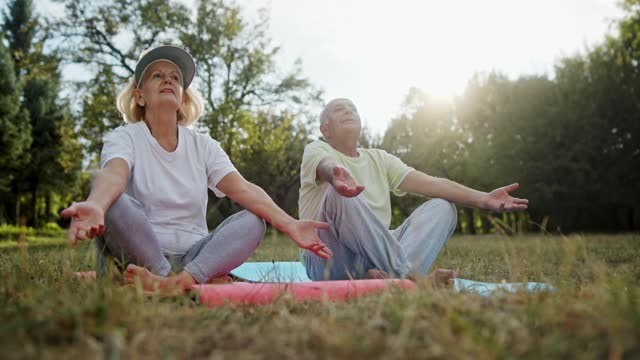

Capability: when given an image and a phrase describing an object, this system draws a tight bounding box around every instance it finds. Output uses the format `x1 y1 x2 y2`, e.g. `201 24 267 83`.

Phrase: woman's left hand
286 220 333 259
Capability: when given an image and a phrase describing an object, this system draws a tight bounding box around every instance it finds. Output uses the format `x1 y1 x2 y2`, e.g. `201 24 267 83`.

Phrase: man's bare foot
124 264 196 296
426 269 457 287
207 275 233 284
367 269 390 279
75 271 97 280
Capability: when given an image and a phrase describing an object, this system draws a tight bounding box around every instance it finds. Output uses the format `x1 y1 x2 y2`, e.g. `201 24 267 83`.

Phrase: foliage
0 37 30 199
52 0 192 157
0 223 35 240
380 2 640 232
233 111 310 216
1 0 36 78
76 67 124 156
0 0 638 231
0 222 64 241
52 0 321 222
180 0 322 156
1 0 82 227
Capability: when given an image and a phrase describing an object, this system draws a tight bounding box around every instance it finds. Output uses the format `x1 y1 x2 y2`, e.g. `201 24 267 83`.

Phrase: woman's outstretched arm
217 171 333 259
60 158 129 245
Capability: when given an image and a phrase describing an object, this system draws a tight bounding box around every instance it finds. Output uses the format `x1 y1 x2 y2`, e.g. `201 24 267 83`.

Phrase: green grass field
1 233 639 359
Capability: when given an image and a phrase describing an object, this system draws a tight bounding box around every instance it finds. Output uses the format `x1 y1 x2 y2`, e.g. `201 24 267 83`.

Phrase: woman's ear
133 88 145 107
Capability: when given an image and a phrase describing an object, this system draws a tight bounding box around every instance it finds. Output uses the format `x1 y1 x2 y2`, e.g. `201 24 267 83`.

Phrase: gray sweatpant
306 188 457 280
95 193 265 284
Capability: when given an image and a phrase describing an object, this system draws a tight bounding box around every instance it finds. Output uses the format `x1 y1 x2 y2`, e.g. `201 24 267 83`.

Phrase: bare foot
124 264 195 296
207 275 233 284
426 269 457 288
75 271 97 280
367 269 390 279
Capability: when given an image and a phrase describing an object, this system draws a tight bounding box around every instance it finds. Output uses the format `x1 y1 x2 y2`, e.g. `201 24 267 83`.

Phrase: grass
1 232 639 359
0 235 68 249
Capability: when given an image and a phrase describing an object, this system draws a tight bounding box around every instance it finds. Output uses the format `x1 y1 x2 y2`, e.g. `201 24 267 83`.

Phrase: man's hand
60 201 105 245
483 183 529 213
285 220 333 259
331 165 365 197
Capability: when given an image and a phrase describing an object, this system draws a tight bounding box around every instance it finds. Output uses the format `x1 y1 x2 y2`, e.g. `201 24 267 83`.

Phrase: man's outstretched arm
398 170 529 212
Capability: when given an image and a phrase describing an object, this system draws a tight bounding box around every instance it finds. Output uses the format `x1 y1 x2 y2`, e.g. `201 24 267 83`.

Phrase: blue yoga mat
230 262 553 297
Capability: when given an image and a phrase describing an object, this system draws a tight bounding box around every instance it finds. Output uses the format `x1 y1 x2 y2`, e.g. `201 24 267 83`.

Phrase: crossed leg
100 194 265 295
306 188 458 286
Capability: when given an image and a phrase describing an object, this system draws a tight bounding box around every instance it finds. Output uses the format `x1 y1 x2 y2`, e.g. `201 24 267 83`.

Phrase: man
299 98 529 284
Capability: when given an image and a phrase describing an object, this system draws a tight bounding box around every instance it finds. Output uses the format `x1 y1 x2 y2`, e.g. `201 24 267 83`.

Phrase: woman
61 45 332 294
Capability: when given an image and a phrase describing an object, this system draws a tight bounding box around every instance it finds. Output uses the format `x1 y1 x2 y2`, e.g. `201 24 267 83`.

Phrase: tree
180 0 322 161
233 111 310 215
179 0 323 219
53 0 192 158
2 0 82 226
54 0 323 223
381 88 465 228
77 67 124 156
2 0 36 78
603 0 640 229
19 75 81 226
0 38 30 223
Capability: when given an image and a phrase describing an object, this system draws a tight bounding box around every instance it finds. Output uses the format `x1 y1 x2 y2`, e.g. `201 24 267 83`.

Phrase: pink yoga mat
194 279 417 307
74 271 417 306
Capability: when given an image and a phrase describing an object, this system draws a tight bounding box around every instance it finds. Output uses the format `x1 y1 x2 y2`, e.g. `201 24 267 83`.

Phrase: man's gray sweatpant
95 193 265 284
305 188 457 280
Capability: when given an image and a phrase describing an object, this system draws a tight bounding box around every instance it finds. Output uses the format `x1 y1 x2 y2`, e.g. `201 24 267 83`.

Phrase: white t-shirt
100 121 237 254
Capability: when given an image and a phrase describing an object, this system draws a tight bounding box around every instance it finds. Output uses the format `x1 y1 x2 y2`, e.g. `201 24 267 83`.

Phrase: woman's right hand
284 219 333 259
60 201 105 245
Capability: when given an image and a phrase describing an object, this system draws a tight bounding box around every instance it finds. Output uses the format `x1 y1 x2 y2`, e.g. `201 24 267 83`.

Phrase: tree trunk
45 192 51 224
18 215 27 244
15 196 20 227
32 188 38 227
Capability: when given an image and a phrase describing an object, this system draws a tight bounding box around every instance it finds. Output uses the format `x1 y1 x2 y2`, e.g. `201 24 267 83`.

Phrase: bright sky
240 0 624 134
30 0 625 134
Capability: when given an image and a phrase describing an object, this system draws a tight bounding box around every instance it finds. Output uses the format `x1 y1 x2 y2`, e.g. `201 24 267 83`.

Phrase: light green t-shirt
298 140 414 228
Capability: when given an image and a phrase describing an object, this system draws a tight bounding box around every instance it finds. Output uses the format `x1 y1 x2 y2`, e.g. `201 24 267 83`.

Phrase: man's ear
320 123 329 140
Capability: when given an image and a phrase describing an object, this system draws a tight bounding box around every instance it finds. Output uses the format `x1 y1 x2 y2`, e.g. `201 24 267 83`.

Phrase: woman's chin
150 101 180 114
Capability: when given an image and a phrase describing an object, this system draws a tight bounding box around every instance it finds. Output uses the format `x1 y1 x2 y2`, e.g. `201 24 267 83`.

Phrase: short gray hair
320 98 354 125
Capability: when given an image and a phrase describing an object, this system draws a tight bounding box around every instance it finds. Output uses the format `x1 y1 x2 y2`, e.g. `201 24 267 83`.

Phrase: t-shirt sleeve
100 127 134 171
204 136 238 198
385 151 414 196
300 140 334 188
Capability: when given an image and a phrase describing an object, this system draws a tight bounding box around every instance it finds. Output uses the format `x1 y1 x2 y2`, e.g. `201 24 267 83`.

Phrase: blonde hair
116 75 205 127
